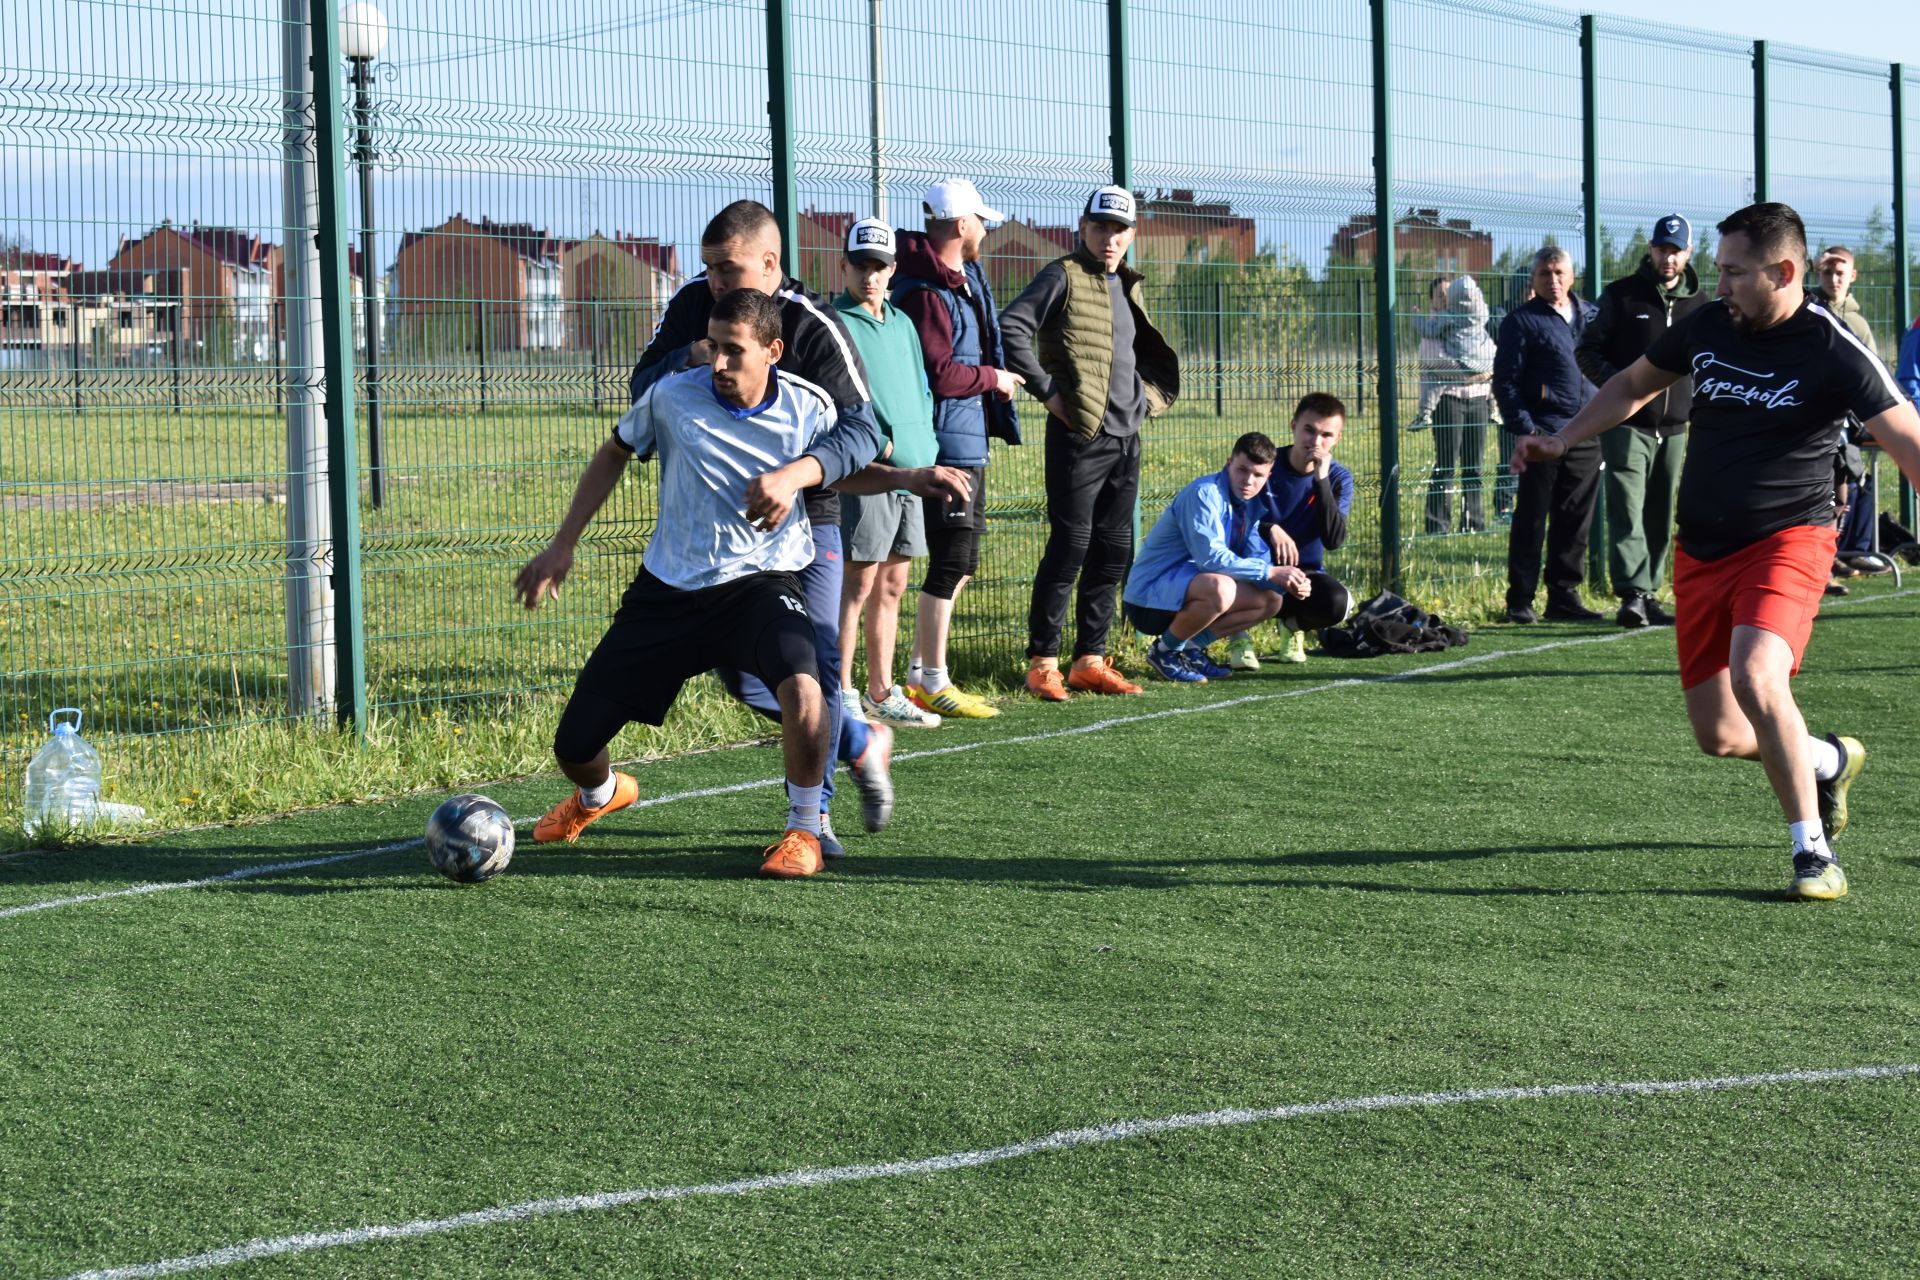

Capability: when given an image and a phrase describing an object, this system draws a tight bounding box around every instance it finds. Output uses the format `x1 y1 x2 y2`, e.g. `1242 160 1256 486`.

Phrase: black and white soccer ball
424 793 515 883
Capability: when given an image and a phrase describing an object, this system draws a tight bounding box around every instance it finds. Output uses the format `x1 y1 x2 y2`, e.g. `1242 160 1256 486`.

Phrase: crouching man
1122 432 1311 684
513 290 876 880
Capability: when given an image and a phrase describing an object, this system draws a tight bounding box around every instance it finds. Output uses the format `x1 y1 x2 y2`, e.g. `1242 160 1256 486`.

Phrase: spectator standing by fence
1413 274 1496 535
1577 214 1707 627
1813 246 1890 579
1000 185 1181 702
891 179 1024 720
1495 246 1603 624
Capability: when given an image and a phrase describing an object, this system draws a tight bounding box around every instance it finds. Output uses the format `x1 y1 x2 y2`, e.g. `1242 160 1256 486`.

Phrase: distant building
392 214 565 351
979 218 1076 302
559 233 681 351
64 268 184 358
794 208 857 297
1328 208 1494 273
109 222 282 360
0 251 78 354
1132 189 1258 270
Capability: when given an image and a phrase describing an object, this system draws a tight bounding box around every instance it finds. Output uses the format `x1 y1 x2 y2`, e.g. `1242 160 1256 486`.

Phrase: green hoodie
833 292 938 476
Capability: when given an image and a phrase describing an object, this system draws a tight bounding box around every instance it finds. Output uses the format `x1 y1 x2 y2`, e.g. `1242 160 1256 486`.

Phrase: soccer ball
425 793 515 883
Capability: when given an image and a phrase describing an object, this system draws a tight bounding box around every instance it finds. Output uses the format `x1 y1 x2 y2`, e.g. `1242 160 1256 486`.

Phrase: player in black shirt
1513 203 1920 901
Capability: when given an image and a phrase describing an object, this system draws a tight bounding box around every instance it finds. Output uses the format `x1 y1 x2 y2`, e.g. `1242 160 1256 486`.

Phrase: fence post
1213 278 1224 416
1894 64 1914 526
170 311 182 414
1370 0 1401 593
72 303 82 414
1108 0 1139 564
590 298 601 413
282 0 336 720
1581 15 1607 591
310 0 369 741
1352 274 1366 415
767 0 799 275
1753 40 1769 201
476 300 488 414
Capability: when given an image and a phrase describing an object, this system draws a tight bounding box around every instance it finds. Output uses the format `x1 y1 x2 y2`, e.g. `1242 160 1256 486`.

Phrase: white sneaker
838 686 867 724
862 684 942 728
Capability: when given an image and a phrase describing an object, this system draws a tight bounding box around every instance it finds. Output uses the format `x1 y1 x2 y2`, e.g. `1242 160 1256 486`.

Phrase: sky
3 0 1913 283
1577 0 1917 64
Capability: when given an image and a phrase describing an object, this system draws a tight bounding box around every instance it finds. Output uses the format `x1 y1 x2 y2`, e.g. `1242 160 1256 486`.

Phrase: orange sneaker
532 772 640 844
759 828 824 878
1067 658 1143 696
1026 665 1070 702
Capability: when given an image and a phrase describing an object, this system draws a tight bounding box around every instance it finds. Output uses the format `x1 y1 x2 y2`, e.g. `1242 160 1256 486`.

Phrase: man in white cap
890 178 1026 720
999 185 1180 702
832 219 943 730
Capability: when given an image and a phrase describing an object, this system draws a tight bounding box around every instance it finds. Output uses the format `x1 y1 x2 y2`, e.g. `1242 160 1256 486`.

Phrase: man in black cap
1577 213 1709 627
1000 184 1181 701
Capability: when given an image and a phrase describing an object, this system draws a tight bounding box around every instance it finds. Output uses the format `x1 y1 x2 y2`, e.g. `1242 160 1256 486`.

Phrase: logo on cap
855 225 887 246
1092 190 1133 216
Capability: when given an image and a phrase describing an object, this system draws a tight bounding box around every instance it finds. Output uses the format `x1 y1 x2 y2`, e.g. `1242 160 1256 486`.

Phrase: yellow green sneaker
1816 734 1864 841
1786 851 1848 901
907 682 1001 719
1281 628 1309 664
1226 632 1260 671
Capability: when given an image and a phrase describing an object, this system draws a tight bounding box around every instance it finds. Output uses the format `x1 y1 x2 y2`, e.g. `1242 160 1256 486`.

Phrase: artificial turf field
5 586 1919 1279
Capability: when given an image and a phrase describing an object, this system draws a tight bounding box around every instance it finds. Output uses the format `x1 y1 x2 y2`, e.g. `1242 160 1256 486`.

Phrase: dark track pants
1506 434 1602 608
1027 424 1140 659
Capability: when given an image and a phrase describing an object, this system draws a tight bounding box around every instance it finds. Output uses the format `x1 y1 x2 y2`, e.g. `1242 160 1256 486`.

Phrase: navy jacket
1493 295 1599 436
891 232 1021 467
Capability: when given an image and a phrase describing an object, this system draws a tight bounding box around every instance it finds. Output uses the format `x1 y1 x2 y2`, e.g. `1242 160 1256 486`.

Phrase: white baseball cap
922 178 1005 224
845 218 896 264
1084 185 1137 227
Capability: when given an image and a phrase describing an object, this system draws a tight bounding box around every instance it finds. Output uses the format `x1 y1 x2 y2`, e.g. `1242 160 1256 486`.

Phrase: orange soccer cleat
1067 657 1143 696
531 772 640 844
759 828 824 879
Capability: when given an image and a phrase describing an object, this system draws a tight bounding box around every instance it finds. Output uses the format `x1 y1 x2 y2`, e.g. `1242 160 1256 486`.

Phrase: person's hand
744 462 809 531
686 339 714 370
993 367 1025 399
903 465 973 504
1268 523 1299 567
514 542 575 611
1268 564 1311 598
1043 392 1071 423
1509 432 1566 475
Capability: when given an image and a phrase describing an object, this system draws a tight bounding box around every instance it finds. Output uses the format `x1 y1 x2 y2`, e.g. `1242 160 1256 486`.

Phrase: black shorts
553 567 819 762
1123 602 1177 636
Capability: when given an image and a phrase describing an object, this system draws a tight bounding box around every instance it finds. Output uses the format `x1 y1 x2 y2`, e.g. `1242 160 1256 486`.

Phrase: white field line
8 584 1917 921
52 1060 1920 1280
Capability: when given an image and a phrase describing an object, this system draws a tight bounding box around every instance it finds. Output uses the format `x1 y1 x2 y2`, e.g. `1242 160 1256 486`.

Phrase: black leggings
1279 572 1354 633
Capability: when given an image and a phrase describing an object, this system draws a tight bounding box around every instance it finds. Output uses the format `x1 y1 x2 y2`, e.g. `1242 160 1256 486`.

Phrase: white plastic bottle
22 708 144 837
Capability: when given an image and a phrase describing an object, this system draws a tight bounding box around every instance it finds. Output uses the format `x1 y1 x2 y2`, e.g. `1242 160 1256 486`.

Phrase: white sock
579 776 616 809
907 657 924 687
1808 735 1841 782
921 664 951 694
1789 820 1831 859
785 781 823 835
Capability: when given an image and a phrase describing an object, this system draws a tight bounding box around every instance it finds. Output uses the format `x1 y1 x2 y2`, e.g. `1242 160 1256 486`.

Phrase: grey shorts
843 490 927 563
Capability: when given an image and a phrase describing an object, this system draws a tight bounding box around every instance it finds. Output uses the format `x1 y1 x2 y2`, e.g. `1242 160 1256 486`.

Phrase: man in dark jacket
1495 246 1602 624
1577 214 1709 627
1001 186 1181 701
889 178 1024 720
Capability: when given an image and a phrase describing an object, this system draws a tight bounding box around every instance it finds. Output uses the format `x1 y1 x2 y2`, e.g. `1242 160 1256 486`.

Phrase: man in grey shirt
999 186 1180 701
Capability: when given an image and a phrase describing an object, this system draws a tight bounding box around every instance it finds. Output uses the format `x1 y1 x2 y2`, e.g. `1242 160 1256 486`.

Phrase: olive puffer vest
1034 247 1179 440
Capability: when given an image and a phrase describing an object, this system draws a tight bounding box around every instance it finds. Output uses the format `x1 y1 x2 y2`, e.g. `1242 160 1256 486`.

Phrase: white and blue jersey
613 365 834 591
1123 469 1273 613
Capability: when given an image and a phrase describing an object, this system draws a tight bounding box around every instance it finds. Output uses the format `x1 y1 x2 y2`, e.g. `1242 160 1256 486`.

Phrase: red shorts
1672 525 1836 690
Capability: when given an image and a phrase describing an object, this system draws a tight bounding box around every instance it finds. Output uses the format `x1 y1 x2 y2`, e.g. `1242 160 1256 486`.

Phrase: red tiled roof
179 225 275 268
1 250 78 273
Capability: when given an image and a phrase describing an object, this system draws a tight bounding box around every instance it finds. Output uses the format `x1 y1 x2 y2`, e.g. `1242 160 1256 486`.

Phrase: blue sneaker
817 811 846 860
1188 648 1233 680
1145 641 1207 683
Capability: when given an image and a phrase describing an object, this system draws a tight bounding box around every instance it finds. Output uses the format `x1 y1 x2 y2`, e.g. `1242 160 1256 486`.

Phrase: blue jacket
1898 317 1920 404
891 232 1022 466
1493 294 1599 435
1123 469 1272 613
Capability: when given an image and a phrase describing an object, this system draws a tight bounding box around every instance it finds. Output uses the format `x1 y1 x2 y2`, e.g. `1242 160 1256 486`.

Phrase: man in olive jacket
1576 214 1709 627
1000 186 1180 702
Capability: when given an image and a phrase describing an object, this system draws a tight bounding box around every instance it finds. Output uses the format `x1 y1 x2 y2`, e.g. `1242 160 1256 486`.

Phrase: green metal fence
2 0 1916 753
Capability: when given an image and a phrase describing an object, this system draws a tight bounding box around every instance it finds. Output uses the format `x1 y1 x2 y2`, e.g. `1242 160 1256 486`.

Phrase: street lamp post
342 2 389 508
